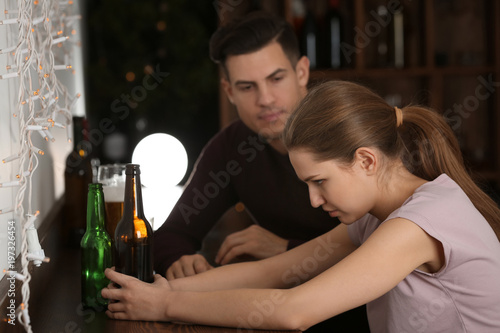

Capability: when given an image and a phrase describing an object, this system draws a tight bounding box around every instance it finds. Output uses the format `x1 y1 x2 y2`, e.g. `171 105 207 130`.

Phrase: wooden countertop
28 247 300 333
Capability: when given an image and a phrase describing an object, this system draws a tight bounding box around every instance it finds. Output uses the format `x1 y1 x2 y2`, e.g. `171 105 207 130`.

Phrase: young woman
102 81 500 332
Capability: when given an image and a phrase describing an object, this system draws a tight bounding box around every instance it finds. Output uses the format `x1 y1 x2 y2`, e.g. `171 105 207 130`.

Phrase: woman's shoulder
404 174 473 215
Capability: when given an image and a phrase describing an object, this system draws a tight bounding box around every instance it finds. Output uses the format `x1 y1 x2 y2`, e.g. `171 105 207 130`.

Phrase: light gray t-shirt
348 174 500 333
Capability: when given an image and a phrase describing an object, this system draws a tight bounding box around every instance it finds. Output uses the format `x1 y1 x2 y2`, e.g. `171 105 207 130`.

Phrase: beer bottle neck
123 174 145 220
86 184 106 231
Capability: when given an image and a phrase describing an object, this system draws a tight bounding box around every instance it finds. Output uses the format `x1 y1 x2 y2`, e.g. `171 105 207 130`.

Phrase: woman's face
289 148 377 225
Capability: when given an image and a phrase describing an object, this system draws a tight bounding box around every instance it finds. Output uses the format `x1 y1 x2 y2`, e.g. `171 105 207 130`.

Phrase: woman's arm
272 217 444 329
103 218 443 331
169 223 357 291
102 224 355 327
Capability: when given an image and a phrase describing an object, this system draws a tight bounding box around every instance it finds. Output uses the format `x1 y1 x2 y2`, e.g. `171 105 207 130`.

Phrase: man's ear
295 56 310 89
221 77 234 104
354 147 377 175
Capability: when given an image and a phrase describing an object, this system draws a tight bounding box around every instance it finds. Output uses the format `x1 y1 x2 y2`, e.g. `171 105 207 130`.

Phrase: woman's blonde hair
283 80 500 240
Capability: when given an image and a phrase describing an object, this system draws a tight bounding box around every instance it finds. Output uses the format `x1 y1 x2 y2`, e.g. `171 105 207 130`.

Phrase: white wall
0 0 85 280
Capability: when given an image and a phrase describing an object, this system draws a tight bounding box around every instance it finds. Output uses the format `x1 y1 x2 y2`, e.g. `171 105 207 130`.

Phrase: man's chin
257 121 286 140
257 129 283 142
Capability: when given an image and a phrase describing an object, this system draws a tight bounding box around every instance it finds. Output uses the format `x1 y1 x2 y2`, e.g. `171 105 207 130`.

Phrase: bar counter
28 246 300 333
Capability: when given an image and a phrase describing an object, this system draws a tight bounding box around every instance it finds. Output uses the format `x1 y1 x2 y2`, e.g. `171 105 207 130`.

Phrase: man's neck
268 138 288 155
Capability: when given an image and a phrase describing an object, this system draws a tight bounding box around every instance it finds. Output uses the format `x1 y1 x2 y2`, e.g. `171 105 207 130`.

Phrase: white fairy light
0 1 82 332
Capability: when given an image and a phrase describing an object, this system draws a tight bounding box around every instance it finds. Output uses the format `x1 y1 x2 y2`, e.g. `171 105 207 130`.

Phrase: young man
152 11 369 331
154 11 330 280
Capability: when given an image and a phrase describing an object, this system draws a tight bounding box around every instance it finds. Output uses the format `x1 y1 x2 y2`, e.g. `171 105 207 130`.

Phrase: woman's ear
354 147 378 175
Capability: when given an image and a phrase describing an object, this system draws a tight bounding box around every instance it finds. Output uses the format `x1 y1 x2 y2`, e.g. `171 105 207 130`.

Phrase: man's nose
256 85 275 106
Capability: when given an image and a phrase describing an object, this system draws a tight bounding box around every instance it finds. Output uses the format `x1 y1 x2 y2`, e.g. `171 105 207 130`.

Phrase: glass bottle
114 164 154 283
300 3 318 69
80 183 112 311
64 116 93 247
325 0 343 68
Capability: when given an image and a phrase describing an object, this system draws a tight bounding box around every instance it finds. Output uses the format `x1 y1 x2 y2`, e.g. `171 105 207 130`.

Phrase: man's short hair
209 11 300 78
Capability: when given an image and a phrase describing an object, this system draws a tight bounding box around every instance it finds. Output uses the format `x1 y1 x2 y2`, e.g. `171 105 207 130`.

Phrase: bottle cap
125 163 141 175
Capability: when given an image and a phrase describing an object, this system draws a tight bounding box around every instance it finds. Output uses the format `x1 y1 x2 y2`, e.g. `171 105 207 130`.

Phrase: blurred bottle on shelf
375 5 390 67
291 0 306 35
392 7 405 68
64 116 93 247
324 0 343 68
370 4 405 68
300 1 319 69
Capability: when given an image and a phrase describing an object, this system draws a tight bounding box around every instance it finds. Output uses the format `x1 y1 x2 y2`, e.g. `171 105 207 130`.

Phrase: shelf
216 0 500 194
310 66 498 81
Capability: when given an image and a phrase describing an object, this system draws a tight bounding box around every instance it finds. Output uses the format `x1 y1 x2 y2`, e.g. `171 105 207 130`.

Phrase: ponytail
283 80 500 240
398 105 500 240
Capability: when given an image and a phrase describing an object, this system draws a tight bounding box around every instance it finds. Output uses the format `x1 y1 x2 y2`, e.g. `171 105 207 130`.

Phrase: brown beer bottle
64 116 92 247
114 164 154 282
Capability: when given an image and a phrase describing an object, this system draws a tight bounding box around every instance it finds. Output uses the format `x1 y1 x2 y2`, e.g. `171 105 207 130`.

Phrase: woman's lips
328 210 340 218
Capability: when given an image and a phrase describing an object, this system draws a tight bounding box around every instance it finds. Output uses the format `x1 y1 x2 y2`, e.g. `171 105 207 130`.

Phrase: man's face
222 42 309 141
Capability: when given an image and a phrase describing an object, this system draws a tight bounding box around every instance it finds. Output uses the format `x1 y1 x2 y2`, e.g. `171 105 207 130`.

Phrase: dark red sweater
152 120 369 332
153 120 337 275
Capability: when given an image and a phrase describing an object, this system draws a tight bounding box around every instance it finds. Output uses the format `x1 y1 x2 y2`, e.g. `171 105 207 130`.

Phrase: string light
25 254 50 264
24 212 39 230
0 18 18 25
66 121 73 143
26 225 48 267
29 146 45 156
51 36 69 45
2 154 20 163
32 17 44 25
0 45 16 54
3 270 27 281
0 72 19 79
26 125 48 131
0 180 22 188
16 171 32 179
0 208 14 214
1 1 82 332
19 303 30 326
37 130 48 141
53 64 72 70
52 121 65 129
44 129 55 142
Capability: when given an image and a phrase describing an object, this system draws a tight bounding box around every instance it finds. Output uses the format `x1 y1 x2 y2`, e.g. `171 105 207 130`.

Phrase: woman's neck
371 167 428 221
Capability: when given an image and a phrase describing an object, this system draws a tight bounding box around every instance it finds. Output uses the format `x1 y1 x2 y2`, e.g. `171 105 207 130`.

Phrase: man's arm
153 131 240 277
215 224 288 265
170 224 356 291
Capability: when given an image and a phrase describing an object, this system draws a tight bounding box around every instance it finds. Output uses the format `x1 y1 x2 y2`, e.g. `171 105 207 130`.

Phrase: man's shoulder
206 119 255 148
218 119 253 139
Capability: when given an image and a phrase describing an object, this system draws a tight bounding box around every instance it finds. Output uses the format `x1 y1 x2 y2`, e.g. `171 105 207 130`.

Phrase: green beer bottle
81 183 112 310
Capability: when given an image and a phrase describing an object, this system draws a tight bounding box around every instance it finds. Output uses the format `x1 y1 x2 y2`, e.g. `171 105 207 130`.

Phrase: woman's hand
102 268 171 321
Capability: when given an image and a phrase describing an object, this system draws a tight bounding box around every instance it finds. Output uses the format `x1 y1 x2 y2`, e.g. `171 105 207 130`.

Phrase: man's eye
273 76 284 82
238 85 252 91
314 179 324 185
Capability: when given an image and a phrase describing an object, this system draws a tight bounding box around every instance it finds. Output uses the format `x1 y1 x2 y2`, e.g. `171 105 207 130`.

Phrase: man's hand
102 268 171 321
166 254 213 280
215 225 288 265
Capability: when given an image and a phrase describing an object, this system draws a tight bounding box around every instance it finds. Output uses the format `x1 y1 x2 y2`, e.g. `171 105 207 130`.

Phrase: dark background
82 0 220 183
